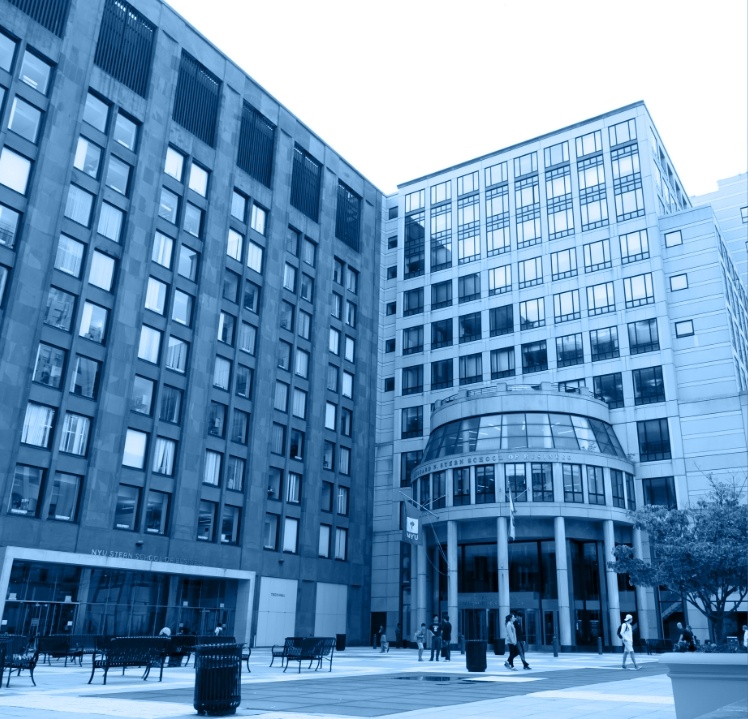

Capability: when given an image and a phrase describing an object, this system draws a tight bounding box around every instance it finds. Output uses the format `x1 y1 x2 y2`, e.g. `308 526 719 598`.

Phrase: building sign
412 452 573 479
90 548 205 566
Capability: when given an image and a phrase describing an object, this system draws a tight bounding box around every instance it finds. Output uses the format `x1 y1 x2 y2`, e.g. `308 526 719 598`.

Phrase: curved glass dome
422 412 626 461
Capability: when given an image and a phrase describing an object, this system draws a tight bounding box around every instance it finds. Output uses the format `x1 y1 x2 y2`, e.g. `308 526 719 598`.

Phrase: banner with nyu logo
403 505 422 545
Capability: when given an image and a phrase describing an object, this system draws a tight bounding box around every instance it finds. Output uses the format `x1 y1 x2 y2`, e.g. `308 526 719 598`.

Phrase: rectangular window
203 450 222 487
583 239 611 272
335 181 361 250
114 485 140 530
664 230 682 247
488 265 511 295
58 413 90 456
590 326 619 361
226 228 243 261
403 287 424 316
264 514 279 550
506 463 527 502
21 402 55 448
64 184 94 226
290 146 321 222
217 312 235 346
475 465 495 504
553 290 580 323
400 450 422 488
152 232 173 269
197 500 217 542
457 170 479 195
519 297 545 330
48 472 82 522
235 365 252 399
593 372 624 409
489 305 513 337
342 370 354 398
339 446 351 476
0 203 21 249
283 517 299 553
289 429 305 460
74 136 101 178
626 472 636 510
97 202 124 242
33 343 66 389
166 337 188 373
70 355 100 399
562 464 583 503
633 366 665 405
490 347 515 379
458 273 480 303
158 187 179 224
89 251 115 292
459 353 482 385
177 245 199 281
556 333 584 368
105 156 130 196
145 490 169 535
611 469 625 509
403 325 424 355
459 312 481 343
628 318 659 354
431 280 452 309
44 287 76 332
231 409 249 445
334 528 348 560
624 273 655 308
453 467 470 505
521 341 548 374
247 241 264 273
323 441 335 471
208 401 226 437
551 248 577 280
402 365 423 395
159 385 182 424
318 525 331 558
401 405 423 438
670 273 688 291
637 418 671 461
431 358 453 390
213 356 230 390
152 437 176 476
587 466 605 505
287 472 302 504
8 465 44 517
531 463 553 502
674 319 694 337
586 282 615 316
431 318 453 350
620 229 649 263
642 477 676 508
518 256 542 288
122 428 147 469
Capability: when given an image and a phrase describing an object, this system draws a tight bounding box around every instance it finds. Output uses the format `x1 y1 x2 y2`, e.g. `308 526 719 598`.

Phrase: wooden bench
88 636 170 685
0 636 39 687
282 637 336 673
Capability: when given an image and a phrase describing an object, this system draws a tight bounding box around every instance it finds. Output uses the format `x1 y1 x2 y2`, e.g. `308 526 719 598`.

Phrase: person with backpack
619 614 640 670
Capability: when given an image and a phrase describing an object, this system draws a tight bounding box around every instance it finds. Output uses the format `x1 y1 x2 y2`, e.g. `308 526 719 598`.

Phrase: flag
403 504 422 545
508 488 516 541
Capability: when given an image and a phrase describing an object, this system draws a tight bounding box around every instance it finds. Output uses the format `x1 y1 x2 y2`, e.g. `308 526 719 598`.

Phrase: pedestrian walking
213 624 224 636
415 623 426 661
514 615 530 669
428 615 442 661
375 625 384 650
504 614 530 670
619 614 640 670
441 615 452 661
380 627 389 653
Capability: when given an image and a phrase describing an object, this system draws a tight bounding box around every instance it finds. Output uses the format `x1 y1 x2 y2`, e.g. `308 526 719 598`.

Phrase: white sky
166 0 747 197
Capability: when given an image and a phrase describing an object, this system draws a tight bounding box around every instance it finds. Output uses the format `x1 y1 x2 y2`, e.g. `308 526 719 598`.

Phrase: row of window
263 514 348 560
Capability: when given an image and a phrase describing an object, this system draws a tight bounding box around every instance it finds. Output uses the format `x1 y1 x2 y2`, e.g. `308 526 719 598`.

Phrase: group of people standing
413 614 452 661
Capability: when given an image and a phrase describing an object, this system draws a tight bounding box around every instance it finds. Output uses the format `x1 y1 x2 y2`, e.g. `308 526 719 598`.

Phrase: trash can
492 638 505 655
193 643 242 716
336 633 346 651
465 639 487 672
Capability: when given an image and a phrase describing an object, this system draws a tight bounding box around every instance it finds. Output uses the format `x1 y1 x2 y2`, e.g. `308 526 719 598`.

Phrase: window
301 274 314 303
402 365 423 395
105 156 130 196
74 137 101 178
289 429 305 460
246 241 263 273
741 207 748 224
235 365 252 399
122 428 147 469
44 287 75 331
475 465 495 504
488 265 511 295
203 450 222 486
458 273 480 303
587 466 605 505
48 472 82 522
19 49 51 93
145 277 167 314
302 237 316 266
519 298 544 329
226 228 243 262
88 251 115 292
611 469 625 508
506 463 527 502
628 318 659 354
490 347 515 379
553 290 580 323
324 402 337 431
145 491 169 535
319 525 331 557
183 203 203 237
344 336 355 363
217 312 235 346
583 239 611 273
280 302 294 332
285 226 299 255
271 423 285 455
333 258 344 285
158 187 179 224
208 401 226 437
83 92 108 131
264 514 279 549
298 310 311 340
345 301 356 327
551 248 577 280
339 447 350 476
489 305 513 337
283 263 297 293
152 232 173 269
287 472 302 504
178 245 199 281
593 372 624 409
637 418 671 461
386 265 397 280
620 229 649 263
590 326 619 361
451 466 470 505
459 352 482 385
431 280 452 309
164 147 184 180
518 257 542 288
331 292 342 319
675 319 694 337
197 500 217 542
64 185 93 225
114 485 140 530
172 290 193 327
633 366 665 405
292 388 307 419
283 517 299 553
159 385 182 424
323 441 335 471
231 409 249 445
586 282 615 316
250 204 267 235
556 333 584 368
401 405 423 438
403 325 423 355
459 312 481 343
670 273 688 291
626 472 636 510
642 477 677 508
97 203 124 243
70 355 100 399
213 356 230 389
403 287 424 316
385 338 395 353
79 302 108 343
522 341 548 374
664 230 682 247
188 163 208 197
531 463 553 502
0 203 20 249
152 437 176 476
624 273 655 308
219 506 240 545
227 456 245 491
431 358 453 390
277 341 292 371
384 377 395 392
274 381 289 413
295 349 310 379
165 337 188 373
563 464 583 503
334 528 348 560
33 343 65 389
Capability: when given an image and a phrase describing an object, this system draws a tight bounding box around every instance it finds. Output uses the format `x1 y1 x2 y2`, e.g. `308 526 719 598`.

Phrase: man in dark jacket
441 614 452 661
428 615 442 661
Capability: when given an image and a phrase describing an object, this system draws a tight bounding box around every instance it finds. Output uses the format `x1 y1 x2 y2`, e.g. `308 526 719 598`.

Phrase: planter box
662 652 748 719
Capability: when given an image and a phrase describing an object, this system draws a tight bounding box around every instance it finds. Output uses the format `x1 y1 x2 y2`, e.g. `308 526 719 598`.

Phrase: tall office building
0 0 380 644
373 103 748 649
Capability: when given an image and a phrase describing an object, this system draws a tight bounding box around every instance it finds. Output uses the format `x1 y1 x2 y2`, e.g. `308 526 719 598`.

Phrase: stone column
603 519 621 646
632 527 651 640
416 538 427 630
410 543 418 641
554 516 572 647
497 516 510 635
447 520 458 642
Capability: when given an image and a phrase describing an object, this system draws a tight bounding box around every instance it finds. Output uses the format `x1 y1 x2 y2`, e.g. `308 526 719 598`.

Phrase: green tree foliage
609 480 747 642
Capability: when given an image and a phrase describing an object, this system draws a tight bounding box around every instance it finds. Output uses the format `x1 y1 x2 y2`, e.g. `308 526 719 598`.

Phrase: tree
609 479 747 643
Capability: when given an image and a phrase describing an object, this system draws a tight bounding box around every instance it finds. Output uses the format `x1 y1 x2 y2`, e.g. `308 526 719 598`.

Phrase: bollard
552 635 559 657
597 636 603 655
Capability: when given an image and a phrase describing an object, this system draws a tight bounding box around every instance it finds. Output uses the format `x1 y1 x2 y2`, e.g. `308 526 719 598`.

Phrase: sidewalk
0 647 675 719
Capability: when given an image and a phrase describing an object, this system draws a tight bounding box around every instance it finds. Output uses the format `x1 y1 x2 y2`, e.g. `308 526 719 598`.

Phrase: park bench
0 635 39 687
281 636 336 673
270 637 303 669
88 636 170 684
38 635 84 666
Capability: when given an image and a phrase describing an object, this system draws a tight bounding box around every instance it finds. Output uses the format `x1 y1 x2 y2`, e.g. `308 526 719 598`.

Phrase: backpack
617 624 624 639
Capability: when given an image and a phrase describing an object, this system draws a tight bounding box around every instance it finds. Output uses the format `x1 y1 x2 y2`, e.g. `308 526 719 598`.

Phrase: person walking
504 615 530 670
375 625 384 650
428 615 442 661
380 627 389 653
441 615 452 661
415 623 426 661
514 615 531 669
620 614 640 670
213 624 224 636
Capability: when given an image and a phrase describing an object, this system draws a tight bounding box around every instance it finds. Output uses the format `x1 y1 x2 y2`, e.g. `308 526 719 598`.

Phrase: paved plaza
0 647 680 719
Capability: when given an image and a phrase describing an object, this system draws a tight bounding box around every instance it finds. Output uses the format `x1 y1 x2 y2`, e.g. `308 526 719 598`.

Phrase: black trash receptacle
465 640 487 672
493 638 505 655
193 643 242 716
336 634 346 651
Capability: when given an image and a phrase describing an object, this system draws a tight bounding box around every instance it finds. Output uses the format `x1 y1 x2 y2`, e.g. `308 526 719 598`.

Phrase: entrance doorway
2 601 78 637
370 611 386 648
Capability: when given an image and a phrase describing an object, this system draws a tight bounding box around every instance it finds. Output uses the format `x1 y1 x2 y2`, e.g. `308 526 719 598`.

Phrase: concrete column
234 577 255 646
603 519 621 646
554 516 572 647
410 543 418 641
416 539 427 630
632 527 651 640
447 520 458 641
497 517 510 635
